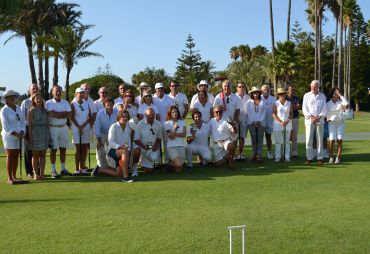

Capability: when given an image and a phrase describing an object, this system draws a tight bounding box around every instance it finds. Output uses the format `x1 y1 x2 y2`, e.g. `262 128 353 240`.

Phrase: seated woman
164 105 186 172
102 110 134 182
326 88 349 164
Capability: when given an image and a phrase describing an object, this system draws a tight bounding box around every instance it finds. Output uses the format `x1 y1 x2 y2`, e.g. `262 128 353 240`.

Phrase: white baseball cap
139 82 149 88
75 87 85 93
154 82 164 89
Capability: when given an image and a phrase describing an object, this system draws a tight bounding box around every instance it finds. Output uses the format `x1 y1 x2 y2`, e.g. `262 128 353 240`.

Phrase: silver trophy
191 123 197 132
147 142 153 149
227 116 233 123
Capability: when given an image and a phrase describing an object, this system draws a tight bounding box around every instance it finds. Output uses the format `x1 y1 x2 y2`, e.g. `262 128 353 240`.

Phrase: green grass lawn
1 138 370 253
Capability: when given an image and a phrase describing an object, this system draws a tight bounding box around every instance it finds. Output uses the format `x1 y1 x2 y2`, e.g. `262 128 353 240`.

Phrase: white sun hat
1 89 20 104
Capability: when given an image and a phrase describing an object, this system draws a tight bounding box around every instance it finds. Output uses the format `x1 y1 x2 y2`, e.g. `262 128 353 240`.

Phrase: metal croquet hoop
228 225 246 254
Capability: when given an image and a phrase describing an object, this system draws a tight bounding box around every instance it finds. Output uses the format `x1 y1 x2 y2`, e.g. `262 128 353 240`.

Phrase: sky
0 0 369 94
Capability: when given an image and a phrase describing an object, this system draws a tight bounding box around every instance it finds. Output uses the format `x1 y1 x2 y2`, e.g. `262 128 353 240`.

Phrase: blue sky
0 0 369 94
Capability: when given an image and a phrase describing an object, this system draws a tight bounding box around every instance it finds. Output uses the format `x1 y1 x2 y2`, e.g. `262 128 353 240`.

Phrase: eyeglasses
144 95 151 98
100 91 107 94
16 113 20 121
150 128 155 135
226 97 230 104
238 86 244 89
79 104 84 111
215 111 222 114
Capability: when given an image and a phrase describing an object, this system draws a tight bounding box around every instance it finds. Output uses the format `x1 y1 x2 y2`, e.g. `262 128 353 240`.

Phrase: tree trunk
269 0 277 94
332 18 338 88
44 46 50 100
314 0 318 80
25 34 37 84
343 27 347 99
65 67 71 102
347 24 352 105
287 0 291 41
338 0 343 89
53 54 59 86
37 42 44 97
318 13 322 87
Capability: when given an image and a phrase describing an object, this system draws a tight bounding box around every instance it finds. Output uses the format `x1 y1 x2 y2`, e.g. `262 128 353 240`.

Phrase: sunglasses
79 104 84 111
100 91 107 94
226 97 230 104
150 128 155 135
144 95 152 98
16 113 20 121
170 85 178 88
215 111 222 114
238 86 245 89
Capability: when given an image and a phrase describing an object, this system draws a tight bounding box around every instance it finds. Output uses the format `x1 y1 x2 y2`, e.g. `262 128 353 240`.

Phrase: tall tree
338 0 344 89
327 0 340 88
44 25 102 101
287 0 292 41
229 46 239 61
269 0 277 93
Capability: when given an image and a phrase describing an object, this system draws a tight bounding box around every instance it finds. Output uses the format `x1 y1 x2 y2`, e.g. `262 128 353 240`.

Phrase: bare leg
116 148 129 178
227 143 235 168
59 148 66 163
6 150 13 182
265 133 272 152
32 150 41 178
50 149 57 164
238 137 245 155
39 150 46 178
11 150 20 180
75 144 81 170
337 140 343 159
80 144 88 169
329 140 335 158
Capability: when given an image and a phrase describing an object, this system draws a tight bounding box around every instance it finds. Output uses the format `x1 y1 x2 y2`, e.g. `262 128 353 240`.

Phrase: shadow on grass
0 198 79 204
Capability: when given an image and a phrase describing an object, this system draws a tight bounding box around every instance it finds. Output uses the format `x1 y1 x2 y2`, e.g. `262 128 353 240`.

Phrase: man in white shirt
302 80 327 164
213 80 241 122
46 85 72 177
114 83 126 107
92 97 118 176
80 83 97 127
235 82 251 160
20 83 39 178
261 84 276 159
190 80 215 108
135 82 151 106
186 111 211 167
133 108 162 173
153 82 174 162
168 80 189 119
94 86 108 112
209 105 237 168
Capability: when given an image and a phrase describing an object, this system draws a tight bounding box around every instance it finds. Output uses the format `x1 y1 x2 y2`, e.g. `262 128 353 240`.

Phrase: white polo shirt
168 92 188 117
273 100 292 131
46 98 71 126
209 118 232 142
72 96 96 114
138 103 159 117
1 105 26 136
134 118 163 145
153 94 174 125
71 100 90 126
20 97 32 124
164 119 185 147
191 100 213 123
236 93 251 125
213 92 241 121
94 99 104 112
190 92 214 108
186 122 211 146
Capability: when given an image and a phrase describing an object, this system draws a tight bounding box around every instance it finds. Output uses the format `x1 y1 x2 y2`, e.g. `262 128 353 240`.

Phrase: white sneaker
74 170 81 174
285 159 291 163
51 171 58 178
335 157 341 164
239 154 246 160
329 157 334 164
267 151 273 159
274 159 280 163
80 169 89 174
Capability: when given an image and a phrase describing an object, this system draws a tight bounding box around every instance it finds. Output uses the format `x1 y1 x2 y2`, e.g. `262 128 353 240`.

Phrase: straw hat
1 90 20 104
276 87 286 95
248 86 261 95
197 80 210 90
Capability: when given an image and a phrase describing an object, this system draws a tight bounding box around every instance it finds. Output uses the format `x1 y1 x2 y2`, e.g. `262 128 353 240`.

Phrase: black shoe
121 177 134 183
60 169 72 176
91 166 100 176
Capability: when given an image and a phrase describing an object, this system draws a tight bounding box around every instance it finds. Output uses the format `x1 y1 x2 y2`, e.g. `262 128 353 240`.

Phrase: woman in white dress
137 91 160 121
326 88 349 164
0 90 26 184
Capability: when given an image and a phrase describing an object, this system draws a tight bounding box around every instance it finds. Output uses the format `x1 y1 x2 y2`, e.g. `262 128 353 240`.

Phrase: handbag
341 108 354 120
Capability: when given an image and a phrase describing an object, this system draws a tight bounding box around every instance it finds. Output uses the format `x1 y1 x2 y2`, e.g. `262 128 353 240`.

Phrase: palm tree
327 0 340 88
338 0 344 89
287 0 292 41
229 46 239 61
238 44 252 61
269 0 277 93
274 41 297 86
227 58 265 90
0 0 38 84
44 25 102 101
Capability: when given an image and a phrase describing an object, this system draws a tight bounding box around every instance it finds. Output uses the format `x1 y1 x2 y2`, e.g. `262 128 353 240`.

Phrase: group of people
1 78 350 184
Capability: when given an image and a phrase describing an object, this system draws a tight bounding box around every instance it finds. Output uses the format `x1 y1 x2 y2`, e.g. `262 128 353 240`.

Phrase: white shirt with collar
71 100 90 126
153 94 174 125
134 118 163 146
72 96 96 114
95 108 118 138
114 97 124 108
213 92 241 121
20 97 32 125
1 105 26 136
164 119 186 147
246 99 266 126
302 91 327 125
190 92 214 108
236 93 251 125
94 99 104 112
168 92 188 117
326 96 348 125
107 122 132 151
209 118 233 142
46 98 71 126
186 122 211 147
191 100 213 123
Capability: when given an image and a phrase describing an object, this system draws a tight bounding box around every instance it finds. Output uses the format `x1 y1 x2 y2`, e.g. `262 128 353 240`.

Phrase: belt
49 124 66 128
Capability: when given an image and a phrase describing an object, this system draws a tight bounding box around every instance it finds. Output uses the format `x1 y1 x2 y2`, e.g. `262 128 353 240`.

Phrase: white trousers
96 134 109 168
274 130 291 160
290 118 299 156
186 144 211 166
305 123 324 160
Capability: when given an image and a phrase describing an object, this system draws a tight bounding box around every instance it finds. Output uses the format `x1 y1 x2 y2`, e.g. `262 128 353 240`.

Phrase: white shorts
50 125 69 149
238 123 247 138
328 123 344 140
72 125 91 144
167 146 185 161
141 149 161 169
213 140 232 161
2 134 21 149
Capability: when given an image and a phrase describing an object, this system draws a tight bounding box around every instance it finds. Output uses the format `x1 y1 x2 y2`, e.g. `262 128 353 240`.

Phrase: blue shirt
95 108 118 137
286 95 300 118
